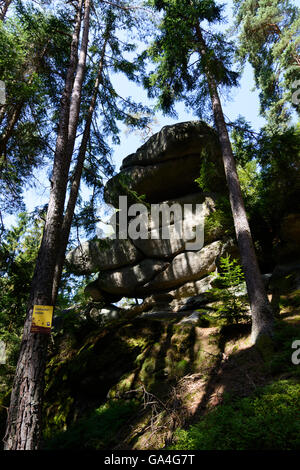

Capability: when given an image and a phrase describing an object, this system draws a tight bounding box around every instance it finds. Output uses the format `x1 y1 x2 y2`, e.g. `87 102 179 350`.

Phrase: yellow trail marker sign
31 305 54 334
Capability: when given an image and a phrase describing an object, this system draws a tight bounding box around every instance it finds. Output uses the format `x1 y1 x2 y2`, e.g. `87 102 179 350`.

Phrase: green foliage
194 147 223 192
233 0 300 128
0 3 72 216
203 194 234 239
144 0 239 120
44 399 139 450
0 211 43 392
170 379 300 450
237 160 261 209
0 209 85 391
0 0 153 234
205 207 233 238
0 212 43 333
267 320 300 377
208 255 249 325
61 3 153 239
257 126 300 221
231 119 300 232
230 118 300 271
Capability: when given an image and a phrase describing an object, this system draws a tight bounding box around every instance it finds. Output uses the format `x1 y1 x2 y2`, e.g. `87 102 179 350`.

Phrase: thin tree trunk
65 0 92 165
195 23 273 343
3 0 91 450
52 37 108 303
0 103 23 169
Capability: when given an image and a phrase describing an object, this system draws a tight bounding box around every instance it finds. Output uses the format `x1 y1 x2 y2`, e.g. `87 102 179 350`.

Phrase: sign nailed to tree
31 305 54 334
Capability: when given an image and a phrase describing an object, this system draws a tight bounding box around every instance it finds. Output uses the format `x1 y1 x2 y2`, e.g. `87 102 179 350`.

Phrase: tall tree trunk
195 24 273 344
0 0 12 21
3 0 92 450
52 38 108 303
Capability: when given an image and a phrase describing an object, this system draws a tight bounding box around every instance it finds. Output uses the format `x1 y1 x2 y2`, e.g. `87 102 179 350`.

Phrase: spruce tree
0 3 72 220
233 0 300 129
144 0 273 344
209 255 249 325
3 0 152 450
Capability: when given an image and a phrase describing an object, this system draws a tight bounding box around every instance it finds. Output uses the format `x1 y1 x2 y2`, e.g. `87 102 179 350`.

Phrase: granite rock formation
66 121 237 314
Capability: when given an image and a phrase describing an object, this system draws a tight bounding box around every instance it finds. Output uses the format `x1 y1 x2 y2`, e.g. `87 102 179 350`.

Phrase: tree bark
195 23 273 343
3 0 92 450
0 0 12 21
52 37 108 304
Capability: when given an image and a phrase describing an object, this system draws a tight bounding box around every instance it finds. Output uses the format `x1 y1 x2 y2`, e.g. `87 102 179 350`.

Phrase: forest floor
111 292 300 450
2 286 299 451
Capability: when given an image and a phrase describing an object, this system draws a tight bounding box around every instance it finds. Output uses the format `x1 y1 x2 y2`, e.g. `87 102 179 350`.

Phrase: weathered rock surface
66 238 143 274
120 120 221 169
96 259 169 296
130 194 219 259
166 274 216 299
84 282 122 304
88 305 123 325
104 120 226 206
137 240 223 294
105 155 209 206
67 121 236 308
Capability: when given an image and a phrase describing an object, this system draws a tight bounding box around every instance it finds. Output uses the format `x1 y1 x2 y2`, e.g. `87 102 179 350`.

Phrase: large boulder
136 240 223 294
104 155 203 206
130 194 220 259
84 282 122 303
66 238 143 274
104 121 225 207
120 120 220 169
168 274 216 299
139 274 216 313
96 259 169 296
67 121 235 307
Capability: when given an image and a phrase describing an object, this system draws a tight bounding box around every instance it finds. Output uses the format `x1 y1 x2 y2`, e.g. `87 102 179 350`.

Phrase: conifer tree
208 255 249 325
0 2 72 220
3 0 151 450
145 0 273 344
233 0 300 129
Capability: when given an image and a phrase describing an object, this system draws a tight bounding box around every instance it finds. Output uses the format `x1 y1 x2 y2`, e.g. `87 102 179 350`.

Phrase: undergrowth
43 399 139 450
170 379 300 450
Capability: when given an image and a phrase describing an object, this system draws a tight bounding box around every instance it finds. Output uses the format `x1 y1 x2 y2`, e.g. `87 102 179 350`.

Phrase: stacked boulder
67 121 236 315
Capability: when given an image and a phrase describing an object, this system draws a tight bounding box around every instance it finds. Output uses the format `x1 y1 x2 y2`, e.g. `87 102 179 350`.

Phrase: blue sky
109 61 266 173
5 0 267 228
19 60 264 217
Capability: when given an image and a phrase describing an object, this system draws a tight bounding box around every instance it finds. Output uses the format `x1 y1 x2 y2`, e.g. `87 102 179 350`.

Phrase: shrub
208 255 249 325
